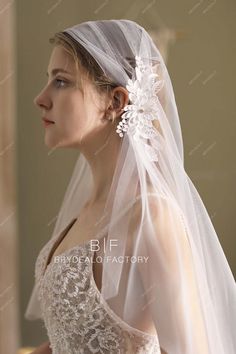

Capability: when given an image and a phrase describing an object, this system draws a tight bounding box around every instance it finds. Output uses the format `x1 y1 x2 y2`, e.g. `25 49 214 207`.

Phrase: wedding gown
34 218 161 354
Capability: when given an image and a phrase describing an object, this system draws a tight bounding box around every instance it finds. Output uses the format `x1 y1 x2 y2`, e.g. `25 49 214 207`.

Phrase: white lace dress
35 220 161 354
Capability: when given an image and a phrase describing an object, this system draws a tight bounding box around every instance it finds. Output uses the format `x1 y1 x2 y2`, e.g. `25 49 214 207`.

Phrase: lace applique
116 56 164 141
116 56 164 163
35 240 161 353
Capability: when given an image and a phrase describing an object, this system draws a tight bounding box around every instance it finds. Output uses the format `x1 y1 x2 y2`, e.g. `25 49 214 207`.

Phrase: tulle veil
25 19 236 354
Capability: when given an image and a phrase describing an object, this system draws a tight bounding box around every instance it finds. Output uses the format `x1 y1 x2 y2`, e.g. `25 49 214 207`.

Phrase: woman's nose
33 87 52 110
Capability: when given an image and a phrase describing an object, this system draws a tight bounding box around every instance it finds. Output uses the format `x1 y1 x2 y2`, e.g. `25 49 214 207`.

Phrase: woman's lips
42 117 55 127
43 121 54 127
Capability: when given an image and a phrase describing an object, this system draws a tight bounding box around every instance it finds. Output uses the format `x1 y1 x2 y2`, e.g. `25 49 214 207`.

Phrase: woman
25 20 236 354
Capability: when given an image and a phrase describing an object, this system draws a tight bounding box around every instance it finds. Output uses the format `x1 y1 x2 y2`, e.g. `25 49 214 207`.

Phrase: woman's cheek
63 117 82 138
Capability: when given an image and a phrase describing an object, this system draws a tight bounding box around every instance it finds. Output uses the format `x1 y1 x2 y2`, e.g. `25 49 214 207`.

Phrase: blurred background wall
0 0 19 353
5 0 235 350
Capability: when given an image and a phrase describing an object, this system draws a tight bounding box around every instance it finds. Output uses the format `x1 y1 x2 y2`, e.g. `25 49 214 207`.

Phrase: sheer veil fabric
25 20 236 354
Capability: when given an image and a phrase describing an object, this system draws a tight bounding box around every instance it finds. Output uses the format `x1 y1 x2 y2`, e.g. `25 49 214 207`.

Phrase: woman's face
34 45 108 149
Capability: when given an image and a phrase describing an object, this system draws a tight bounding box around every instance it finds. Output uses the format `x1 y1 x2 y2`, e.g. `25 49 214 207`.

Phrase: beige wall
15 0 236 348
0 0 19 353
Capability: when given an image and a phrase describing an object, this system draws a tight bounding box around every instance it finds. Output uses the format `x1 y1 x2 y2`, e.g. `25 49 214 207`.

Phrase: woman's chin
44 137 80 150
44 137 62 151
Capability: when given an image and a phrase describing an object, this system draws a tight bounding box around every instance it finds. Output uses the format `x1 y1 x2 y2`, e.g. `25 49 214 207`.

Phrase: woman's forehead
47 45 75 77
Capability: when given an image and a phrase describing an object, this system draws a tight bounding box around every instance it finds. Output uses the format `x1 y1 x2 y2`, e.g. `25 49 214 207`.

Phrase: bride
26 19 236 354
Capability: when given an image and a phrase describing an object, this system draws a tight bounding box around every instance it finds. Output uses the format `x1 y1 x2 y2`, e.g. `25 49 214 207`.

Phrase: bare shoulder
128 191 187 244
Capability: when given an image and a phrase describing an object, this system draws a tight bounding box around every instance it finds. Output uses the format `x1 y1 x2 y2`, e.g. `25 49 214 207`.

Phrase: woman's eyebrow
46 68 72 77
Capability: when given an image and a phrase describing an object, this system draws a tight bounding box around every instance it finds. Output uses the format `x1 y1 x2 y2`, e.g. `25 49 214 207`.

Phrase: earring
108 112 116 122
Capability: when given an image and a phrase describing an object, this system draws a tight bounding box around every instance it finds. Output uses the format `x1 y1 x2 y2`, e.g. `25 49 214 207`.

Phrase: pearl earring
108 112 116 122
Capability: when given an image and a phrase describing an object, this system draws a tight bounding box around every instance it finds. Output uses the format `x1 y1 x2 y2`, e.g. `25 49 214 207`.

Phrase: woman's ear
104 86 129 124
111 86 129 116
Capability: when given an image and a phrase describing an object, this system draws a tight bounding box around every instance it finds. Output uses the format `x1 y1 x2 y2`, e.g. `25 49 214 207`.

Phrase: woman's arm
138 197 210 354
30 341 52 354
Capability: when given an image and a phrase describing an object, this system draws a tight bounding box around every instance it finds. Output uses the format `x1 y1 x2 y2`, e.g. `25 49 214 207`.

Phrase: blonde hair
49 32 120 123
49 31 160 130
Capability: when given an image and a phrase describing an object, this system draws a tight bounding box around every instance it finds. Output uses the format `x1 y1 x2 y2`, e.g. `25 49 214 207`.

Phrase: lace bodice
35 230 161 354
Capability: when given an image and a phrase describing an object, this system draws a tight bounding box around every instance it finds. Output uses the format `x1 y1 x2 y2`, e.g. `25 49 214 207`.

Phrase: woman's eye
54 78 68 88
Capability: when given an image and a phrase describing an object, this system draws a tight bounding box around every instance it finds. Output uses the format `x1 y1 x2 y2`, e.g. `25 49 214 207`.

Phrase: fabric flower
116 55 164 140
